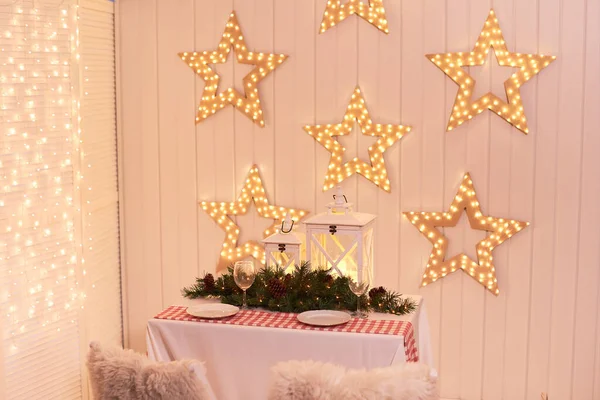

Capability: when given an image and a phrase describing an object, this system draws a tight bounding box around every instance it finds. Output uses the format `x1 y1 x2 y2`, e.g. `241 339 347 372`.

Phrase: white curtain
0 0 120 398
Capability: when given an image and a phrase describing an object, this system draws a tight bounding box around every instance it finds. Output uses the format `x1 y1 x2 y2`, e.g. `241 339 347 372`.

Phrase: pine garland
182 262 417 316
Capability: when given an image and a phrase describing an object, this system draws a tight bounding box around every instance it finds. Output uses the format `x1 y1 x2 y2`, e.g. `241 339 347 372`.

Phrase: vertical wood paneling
356 2 379 284
314 0 335 213
525 0 561 396
253 0 276 198
459 3 490 399
335 15 358 205
119 0 600 397
548 0 587 397
439 1 469 396
420 0 446 373
120 0 162 352
232 1 260 244
399 0 424 295
195 0 220 276
292 0 317 216
571 0 600 395
483 1 515 397
503 0 538 398
156 0 197 308
273 0 297 209
375 1 401 291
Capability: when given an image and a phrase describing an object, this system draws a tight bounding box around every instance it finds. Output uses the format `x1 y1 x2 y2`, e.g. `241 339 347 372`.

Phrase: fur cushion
269 360 438 400
87 342 210 400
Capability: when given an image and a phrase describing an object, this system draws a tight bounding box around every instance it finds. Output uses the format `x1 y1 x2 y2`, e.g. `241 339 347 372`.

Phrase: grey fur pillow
268 360 438 400
87 342 210 400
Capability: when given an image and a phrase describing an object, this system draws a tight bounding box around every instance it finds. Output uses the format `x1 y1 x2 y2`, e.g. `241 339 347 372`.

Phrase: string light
200 165 308 272
426 9 556 134
319 0 389 34
303 87 411 192
179 12 287 127
1 2 83 359
403 173 529 295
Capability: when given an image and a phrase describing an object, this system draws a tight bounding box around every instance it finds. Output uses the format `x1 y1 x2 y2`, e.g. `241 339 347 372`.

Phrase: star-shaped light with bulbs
319 0 389 34
426 9 556 134
304 87 411 192
403 173 529 295
200 165 308 272
179 12 288 127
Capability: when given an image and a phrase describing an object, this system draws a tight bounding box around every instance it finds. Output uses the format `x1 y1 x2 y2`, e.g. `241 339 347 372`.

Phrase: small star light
304 87 411 192
426 9 556 134
319 0 389 34
201 165 308 272
179 12 288 127
403 173 529 295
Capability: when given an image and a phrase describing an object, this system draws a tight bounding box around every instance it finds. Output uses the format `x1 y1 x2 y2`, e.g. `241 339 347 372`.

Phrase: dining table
147 295 432 400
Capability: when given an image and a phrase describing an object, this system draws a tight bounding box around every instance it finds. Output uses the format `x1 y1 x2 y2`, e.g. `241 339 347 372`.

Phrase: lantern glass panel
267 250 296 271
310 232 358 277
362 227 374 266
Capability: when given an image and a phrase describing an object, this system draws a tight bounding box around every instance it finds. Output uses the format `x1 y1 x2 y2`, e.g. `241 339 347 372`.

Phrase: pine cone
267 277 287 299
320 273 334 285
369 286 386 298
203 273 216 292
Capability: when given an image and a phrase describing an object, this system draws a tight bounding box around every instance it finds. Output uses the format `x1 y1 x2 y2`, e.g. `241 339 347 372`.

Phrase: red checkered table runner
154 306 418 362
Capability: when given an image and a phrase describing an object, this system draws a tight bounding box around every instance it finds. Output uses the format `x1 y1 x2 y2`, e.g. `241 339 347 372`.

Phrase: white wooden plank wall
117 0 600 398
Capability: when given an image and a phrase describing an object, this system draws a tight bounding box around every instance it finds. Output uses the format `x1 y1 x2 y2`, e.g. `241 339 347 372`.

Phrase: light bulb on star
304 87 411 192
179 12 288 127
319 0 389 34
426 9 556 134
403 173 529 295
200 165 309 272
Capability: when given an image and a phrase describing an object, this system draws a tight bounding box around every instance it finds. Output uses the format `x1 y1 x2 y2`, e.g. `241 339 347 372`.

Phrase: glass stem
357 295 360 314
243 290 247 308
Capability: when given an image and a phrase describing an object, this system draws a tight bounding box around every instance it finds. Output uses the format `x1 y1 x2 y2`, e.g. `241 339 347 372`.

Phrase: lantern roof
303 210 376 227
261 231 302 245
261 212 302 245
303 186 376 227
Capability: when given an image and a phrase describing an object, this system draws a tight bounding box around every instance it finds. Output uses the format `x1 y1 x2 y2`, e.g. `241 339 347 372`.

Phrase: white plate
186 304 239 319
297 310 352 327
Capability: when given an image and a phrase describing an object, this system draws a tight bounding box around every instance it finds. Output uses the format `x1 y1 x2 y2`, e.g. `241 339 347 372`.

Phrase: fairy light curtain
0 0 120 398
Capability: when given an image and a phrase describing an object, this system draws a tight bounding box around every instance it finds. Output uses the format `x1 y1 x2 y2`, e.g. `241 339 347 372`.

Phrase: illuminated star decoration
201 165 308 272
403 173 529 295
426 9 556 134
319 0 389 34
304 87 411 192
179 12 288 127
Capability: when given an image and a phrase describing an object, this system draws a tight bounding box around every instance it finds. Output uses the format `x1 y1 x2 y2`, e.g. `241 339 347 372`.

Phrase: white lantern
303 187 376 280
262 213 301 271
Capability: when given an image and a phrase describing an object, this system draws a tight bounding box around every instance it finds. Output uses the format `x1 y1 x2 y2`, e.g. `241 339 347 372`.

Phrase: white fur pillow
269 360 438 400
87 341 210 400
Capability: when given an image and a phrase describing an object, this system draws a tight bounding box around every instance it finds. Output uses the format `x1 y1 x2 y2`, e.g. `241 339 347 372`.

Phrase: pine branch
182 262 418 316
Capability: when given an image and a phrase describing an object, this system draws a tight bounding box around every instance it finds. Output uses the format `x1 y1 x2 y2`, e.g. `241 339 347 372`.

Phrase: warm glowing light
403 173 529 295
426 9 556 134
1 3 84 358
179 12 288 127
303 87 411 192
319 0 389 34
201 165 309 272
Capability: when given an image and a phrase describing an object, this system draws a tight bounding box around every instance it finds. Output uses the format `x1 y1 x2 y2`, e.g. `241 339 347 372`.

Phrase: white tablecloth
147 296 432 400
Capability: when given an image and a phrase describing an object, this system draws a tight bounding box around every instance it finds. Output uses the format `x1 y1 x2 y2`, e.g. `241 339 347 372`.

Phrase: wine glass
233 260 256 309
348 264 372 319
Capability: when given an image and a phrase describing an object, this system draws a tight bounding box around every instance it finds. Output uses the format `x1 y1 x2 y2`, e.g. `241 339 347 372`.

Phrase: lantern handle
281 219 294 234
333 194 348 203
